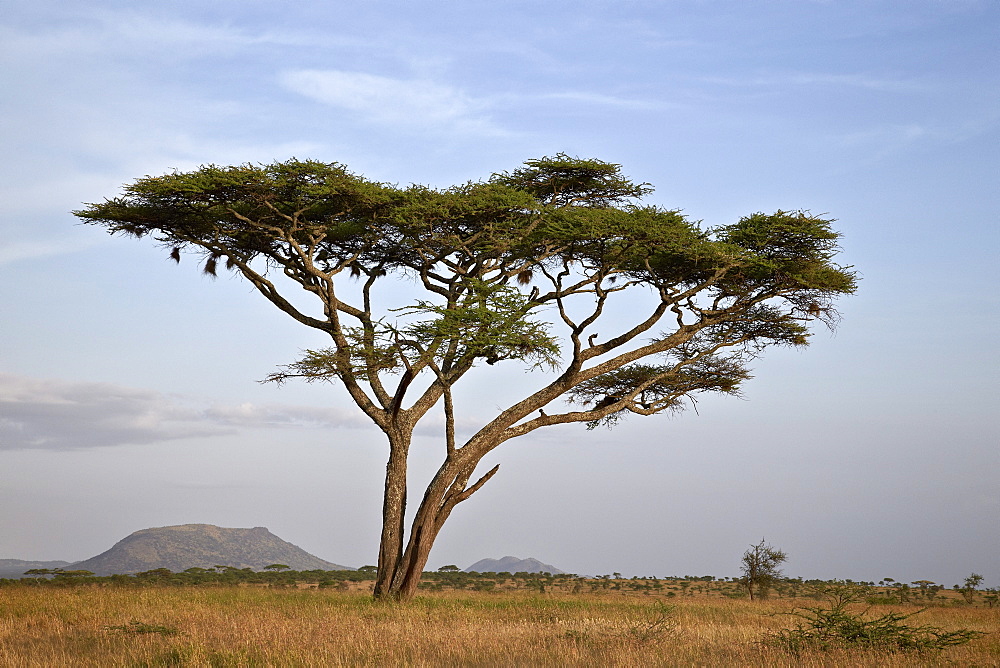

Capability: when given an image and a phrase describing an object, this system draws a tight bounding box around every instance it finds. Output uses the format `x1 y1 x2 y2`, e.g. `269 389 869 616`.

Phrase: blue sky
1 0 997 586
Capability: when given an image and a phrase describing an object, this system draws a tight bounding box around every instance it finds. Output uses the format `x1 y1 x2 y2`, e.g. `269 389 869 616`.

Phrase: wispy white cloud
0 11 330 245
202 402 369 430
829 118 999 159
280 69 672 134
700 71 925 93
280 69 502 135
0 374 369 451
535 91 665 110
0 375 219 451
0 11 311 62
837 123 929 147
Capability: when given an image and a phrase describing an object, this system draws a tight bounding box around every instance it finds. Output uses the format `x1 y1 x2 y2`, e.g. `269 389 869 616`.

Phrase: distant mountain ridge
0 559 71 578
465 556 565 574
69 524 351 575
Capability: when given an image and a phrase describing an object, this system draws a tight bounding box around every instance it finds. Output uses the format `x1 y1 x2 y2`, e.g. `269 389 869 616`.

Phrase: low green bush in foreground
768 601 986 656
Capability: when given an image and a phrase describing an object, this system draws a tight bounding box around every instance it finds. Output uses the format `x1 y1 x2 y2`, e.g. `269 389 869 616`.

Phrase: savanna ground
1 576 997 667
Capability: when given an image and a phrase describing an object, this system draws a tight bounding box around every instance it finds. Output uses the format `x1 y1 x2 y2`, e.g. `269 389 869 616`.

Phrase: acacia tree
76 155 855 601
739 538 788 600
961 573 984 604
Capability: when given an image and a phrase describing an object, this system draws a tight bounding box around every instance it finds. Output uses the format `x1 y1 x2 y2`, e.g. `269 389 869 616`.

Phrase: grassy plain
0 584 996 667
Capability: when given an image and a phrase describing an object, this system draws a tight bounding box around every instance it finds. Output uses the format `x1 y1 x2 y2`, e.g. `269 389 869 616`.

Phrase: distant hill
70 524 352 575
465 556 565 574
0 559 71 578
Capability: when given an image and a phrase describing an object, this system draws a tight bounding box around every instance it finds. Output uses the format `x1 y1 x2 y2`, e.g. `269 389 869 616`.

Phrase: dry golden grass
0 586 996 666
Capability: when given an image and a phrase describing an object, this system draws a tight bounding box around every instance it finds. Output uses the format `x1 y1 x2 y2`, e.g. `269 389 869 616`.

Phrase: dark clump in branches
75 154 856 601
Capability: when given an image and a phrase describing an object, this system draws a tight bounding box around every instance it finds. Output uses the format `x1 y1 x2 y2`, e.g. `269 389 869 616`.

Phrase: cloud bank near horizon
0 373 371 451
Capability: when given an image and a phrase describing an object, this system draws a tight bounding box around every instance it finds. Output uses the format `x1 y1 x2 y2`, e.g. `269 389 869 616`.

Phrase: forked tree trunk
376 503 453 600
373 448 495 601
390 518 438 600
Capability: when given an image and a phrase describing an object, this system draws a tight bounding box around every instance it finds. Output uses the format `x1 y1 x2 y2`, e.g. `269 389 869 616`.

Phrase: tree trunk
375 451 492 601
393 519 438 600
373 434 410 599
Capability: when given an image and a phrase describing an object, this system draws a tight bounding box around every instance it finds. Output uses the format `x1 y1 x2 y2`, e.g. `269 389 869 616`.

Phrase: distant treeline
5 567 594 591
7 565 373 588
2 567 996 606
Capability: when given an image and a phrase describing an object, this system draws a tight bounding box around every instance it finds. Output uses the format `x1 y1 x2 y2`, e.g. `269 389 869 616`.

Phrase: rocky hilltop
70 524 351 575
465 556 565 574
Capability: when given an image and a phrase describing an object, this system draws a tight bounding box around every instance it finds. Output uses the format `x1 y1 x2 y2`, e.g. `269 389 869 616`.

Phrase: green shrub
767 602 984 656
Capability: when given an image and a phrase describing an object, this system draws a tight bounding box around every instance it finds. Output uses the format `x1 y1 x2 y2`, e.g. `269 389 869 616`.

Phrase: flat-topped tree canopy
76 155 856 600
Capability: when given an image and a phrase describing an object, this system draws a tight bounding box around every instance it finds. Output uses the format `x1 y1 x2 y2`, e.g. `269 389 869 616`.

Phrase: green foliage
73 160 391 255
76 158 855 417
493 153 653 207
137 568 174 579
808 579 872 607
767 601 985 655
569 357 749 429
395 280 561 370
269 281 561 385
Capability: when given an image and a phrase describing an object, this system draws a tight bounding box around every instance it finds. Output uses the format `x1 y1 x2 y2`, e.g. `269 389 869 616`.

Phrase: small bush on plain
767 602 985 656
